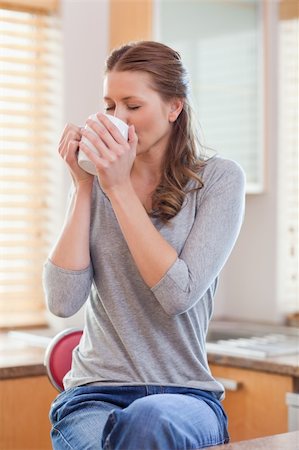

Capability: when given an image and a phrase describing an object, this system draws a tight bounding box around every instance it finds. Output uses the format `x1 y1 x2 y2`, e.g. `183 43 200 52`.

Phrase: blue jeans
49 385 229 449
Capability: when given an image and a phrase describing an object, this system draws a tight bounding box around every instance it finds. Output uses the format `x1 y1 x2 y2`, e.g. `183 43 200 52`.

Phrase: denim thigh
103 387 229 450
49 385 229 450
49 387 123 450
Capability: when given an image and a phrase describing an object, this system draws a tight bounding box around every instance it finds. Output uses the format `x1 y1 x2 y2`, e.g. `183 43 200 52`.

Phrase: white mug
78 113 129 175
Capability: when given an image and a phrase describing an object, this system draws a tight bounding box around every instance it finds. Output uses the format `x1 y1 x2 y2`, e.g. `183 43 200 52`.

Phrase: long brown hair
105 41 204 222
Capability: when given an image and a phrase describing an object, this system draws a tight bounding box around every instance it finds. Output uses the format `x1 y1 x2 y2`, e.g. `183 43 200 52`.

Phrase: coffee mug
78 113 129 175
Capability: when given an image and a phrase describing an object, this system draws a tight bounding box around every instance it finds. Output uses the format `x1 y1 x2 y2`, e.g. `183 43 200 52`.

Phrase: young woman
43 41 245 449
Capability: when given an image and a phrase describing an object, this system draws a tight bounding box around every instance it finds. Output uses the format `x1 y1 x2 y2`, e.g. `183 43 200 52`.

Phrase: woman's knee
103 393 229 450
114 394 175 429
102 395 187 449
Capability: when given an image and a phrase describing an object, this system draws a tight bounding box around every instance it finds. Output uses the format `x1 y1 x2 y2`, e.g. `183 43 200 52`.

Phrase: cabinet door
109 0 153 49
210 364 293 442
0 375 57 450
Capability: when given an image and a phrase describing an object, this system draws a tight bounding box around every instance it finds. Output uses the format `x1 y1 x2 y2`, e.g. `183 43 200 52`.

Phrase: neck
133 153 164 184
131 159 163 214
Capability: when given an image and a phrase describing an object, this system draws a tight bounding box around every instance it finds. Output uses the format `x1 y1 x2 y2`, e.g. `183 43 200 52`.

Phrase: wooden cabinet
0 375 57 450
210 364 293 442
109 0 153 50
0 366 294 448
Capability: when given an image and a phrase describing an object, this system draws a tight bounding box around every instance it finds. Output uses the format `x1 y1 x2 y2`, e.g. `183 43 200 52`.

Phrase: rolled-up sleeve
43 259 93 317
151 159 246 316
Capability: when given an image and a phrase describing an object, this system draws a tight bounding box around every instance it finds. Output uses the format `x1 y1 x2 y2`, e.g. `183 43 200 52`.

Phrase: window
155 0 264 193
0 3 62 328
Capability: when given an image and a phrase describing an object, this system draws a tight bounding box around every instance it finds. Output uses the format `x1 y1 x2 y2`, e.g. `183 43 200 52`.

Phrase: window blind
0 1 58 13
193 26 263 193
277 12 299 312
0 6 62 328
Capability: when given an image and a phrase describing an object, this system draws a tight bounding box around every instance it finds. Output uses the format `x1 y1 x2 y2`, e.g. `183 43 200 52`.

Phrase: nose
113 107 128 124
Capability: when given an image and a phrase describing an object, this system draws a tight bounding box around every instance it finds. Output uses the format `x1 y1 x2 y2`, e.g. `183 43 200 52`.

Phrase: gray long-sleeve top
43 156 245 398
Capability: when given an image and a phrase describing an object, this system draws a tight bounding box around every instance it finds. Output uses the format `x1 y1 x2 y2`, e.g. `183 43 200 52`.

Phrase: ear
168 98 184 123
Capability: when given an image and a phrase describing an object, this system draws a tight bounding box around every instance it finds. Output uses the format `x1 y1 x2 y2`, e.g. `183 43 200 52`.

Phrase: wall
213 3 281 323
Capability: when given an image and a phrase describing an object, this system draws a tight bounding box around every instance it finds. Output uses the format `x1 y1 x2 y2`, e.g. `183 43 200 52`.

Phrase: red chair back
44 328 83 391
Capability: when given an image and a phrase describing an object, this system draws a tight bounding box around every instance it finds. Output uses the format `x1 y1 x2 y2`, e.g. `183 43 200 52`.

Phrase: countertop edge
0 363 47 380
1 352 298 380
208 352 299 377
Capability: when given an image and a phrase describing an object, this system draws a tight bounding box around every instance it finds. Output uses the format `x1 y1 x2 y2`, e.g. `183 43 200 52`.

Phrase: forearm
49 180 93 270
107 183 178 287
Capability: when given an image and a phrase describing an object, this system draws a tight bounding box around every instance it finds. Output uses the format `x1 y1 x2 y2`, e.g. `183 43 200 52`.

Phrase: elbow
48 307 71 319
154 283 211 317
158 294 195 317
160 280 217 316
152 273 195 316
46 295 77 318
43 278 75 317
151 261 207 316
42 259 92 318
43 283 89 317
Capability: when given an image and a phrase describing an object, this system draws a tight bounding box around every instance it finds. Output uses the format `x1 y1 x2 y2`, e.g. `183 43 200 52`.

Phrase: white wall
47 0 109 331
213 4 282 324
61 0 109 195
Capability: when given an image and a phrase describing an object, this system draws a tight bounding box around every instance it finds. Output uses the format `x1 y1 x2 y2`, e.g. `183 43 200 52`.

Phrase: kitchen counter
208 350 299 378
0 330 51 379
208 431 299 449
207 319 299 378
1 320 299 380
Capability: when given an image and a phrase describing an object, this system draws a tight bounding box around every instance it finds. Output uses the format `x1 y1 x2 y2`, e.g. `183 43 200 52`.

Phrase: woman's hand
78 113 138 195
58 123 94 187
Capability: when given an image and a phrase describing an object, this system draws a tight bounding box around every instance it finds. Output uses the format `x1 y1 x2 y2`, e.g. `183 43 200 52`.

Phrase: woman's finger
61 123 81 141
85 118 127 157
81 129 117 162
128 125 137 144
59 131 80 150
97 113 128 146
58 126 81 157
86 119 117 150
79 141 109 169
63 140 80 164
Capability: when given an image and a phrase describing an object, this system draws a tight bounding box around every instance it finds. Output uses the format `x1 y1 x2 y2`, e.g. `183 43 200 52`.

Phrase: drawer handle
216 377 242 391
